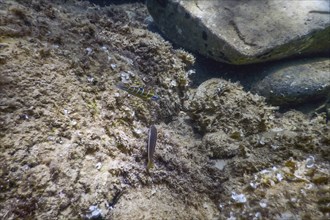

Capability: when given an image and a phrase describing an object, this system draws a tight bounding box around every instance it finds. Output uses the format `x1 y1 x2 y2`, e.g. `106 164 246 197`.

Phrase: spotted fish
116 82 159 101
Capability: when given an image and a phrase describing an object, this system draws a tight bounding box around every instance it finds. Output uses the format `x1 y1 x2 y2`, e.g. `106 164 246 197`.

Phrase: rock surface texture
147 0 330 64
252 58 330 106
1 1 330 219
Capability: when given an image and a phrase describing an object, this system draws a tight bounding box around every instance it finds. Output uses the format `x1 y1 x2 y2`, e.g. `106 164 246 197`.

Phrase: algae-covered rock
187 78 275 135
202 131 239 159
1 0 330 219
218 157 330 219
147 0 330 64
189 79 330 219
0 0 194 219
252 58 330 106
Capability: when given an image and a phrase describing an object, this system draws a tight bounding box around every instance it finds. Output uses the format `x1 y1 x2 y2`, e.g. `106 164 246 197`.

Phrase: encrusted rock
252 58 330 106
1 1 330 219
202 131 239 159
147 0 330 64
187 78 275 135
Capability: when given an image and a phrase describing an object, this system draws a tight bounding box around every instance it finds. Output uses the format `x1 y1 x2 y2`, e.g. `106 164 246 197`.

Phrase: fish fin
147 161 154 170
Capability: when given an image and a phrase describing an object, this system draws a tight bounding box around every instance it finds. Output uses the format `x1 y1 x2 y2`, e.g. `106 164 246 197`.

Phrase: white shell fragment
120 71 130 83
276 173 283 182
231 192 247 203
305 156 315 168
85 47 93 55
95 162 102 170
259 200 267 208
86 205 102 219
87 75 94 83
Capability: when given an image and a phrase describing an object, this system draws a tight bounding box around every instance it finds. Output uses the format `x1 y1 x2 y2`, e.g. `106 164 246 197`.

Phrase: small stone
95 162 102 170
259 200 267 208
276 173 283 182
87 75 95 83
85 47 93 55
111 64 117 69
86 205 102 220
231 192 247 203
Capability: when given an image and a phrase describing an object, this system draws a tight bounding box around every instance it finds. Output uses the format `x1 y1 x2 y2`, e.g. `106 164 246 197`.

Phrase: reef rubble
0 1 329 219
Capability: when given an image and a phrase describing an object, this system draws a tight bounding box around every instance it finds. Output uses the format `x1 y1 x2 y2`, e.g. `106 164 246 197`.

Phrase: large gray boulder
146 0 330 64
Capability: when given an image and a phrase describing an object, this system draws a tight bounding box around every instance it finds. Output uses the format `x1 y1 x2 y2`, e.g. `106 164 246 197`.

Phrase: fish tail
147 160 154 170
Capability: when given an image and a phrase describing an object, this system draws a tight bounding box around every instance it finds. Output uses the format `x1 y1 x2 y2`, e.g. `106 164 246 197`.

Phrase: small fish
147 125 157 170
116 82 159 101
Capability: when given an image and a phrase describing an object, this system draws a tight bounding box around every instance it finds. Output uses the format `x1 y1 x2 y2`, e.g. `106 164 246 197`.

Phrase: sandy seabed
0 0 329 219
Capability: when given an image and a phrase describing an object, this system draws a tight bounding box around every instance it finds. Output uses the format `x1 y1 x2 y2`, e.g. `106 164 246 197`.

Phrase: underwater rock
219 157 330 219
146 0 330 64
187 78 275 135
202 131 239 159
252 58 330 106
1 0 329 219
